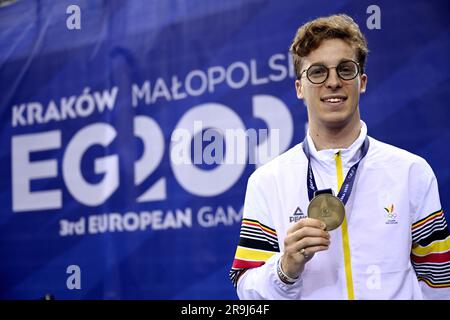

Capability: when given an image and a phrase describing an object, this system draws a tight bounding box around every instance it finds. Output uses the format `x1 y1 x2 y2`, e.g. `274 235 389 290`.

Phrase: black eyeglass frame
299 60 361 84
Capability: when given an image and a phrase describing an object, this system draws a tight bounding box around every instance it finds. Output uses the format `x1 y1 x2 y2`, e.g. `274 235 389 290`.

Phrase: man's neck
309 120 362 151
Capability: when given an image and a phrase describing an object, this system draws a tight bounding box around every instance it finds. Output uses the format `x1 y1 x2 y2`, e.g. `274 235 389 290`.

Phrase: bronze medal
307 193 345 231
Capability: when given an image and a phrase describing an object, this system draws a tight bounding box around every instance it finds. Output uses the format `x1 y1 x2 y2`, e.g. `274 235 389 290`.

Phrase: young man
230 14 450 299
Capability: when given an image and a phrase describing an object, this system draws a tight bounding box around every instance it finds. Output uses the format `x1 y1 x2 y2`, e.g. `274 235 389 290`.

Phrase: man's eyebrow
338 58 355 63
308 58 355 66
308 61 325 66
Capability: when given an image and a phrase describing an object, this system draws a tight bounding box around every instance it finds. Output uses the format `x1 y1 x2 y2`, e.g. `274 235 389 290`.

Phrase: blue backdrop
0 0 449 299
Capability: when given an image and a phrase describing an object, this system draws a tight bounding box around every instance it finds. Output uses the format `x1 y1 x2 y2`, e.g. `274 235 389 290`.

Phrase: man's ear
360 73 368 93
295 79 304 99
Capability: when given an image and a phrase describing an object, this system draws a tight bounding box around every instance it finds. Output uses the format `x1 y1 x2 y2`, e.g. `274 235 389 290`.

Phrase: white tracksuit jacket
230 121 450 299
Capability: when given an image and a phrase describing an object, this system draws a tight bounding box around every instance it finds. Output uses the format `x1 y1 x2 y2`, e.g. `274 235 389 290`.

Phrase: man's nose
325 68 342 89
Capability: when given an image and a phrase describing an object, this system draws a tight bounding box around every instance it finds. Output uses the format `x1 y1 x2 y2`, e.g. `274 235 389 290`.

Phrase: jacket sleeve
229 171 303 300
410 160 450 299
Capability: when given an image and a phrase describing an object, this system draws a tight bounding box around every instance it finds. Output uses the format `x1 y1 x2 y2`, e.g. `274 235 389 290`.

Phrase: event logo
11 52 297 213
9 53 298 237
11 95 293 212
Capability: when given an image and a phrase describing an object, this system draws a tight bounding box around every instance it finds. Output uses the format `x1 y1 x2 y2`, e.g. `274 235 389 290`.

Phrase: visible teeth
325 98 342 103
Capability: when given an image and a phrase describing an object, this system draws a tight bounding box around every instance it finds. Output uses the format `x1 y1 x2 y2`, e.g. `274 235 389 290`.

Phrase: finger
293 236 331 252
300 245 330 258
287 217 327 234
285 236 330 256
289 226 330 243
284 225 330 249
305 218 327 230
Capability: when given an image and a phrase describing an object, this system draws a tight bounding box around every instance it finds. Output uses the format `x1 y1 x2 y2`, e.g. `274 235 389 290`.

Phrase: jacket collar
306 120 368 166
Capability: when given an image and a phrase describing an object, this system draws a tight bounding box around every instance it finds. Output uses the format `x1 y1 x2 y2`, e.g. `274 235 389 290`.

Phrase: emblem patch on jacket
384 204 398 224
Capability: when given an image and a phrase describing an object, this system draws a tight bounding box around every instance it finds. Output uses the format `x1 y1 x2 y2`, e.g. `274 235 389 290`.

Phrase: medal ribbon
302 135 370 204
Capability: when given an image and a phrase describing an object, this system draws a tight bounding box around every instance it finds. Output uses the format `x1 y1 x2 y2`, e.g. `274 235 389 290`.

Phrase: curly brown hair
290 14 368 78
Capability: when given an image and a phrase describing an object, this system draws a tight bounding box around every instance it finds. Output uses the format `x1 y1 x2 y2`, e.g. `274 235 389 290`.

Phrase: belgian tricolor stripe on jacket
411 209 450 288
229 218 279 287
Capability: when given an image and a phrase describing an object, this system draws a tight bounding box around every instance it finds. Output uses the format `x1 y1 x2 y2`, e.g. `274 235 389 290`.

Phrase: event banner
0 0 449 299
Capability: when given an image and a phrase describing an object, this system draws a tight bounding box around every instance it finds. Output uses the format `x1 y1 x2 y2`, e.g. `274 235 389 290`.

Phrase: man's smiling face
295 38 368 130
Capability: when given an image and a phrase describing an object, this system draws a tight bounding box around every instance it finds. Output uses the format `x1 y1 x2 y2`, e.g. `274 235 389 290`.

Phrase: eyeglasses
300 60 360 84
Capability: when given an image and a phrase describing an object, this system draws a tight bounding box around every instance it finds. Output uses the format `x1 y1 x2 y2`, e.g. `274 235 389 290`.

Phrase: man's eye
309 67 326 76
338 62 357 76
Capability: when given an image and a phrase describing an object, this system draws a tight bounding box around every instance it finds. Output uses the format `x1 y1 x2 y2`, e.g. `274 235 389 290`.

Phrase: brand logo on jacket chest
290 207 306 223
